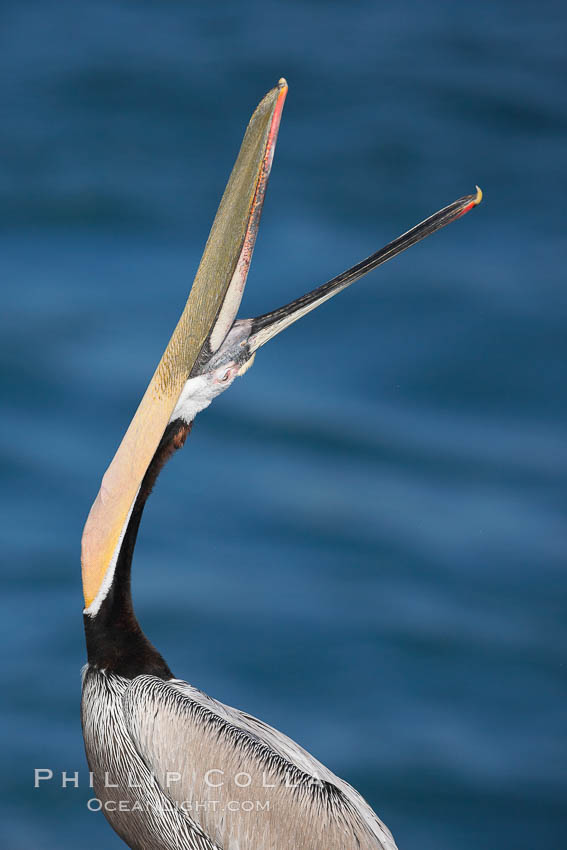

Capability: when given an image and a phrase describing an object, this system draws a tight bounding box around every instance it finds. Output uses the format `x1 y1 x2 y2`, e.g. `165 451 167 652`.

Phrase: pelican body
81 79 481 850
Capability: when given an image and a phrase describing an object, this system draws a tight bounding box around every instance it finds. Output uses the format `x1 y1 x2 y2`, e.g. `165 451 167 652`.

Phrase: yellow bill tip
455 185 483 220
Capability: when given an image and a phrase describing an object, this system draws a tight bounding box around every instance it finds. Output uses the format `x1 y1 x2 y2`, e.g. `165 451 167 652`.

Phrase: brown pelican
81 79 481 850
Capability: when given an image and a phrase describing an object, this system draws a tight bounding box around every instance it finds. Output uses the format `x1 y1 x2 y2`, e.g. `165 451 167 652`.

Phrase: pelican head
81 78 481 614
169 184 483 425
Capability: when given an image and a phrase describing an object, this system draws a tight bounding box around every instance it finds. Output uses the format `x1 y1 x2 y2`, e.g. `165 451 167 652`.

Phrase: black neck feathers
83 419 192 679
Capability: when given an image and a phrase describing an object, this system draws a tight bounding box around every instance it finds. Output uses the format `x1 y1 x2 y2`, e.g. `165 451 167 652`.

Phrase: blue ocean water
1 1 566 848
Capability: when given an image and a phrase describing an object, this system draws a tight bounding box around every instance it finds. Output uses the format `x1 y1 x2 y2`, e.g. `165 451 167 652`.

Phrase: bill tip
474 185 483 205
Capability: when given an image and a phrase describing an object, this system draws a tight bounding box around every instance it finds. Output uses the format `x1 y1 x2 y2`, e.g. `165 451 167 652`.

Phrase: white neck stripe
83 486 140 618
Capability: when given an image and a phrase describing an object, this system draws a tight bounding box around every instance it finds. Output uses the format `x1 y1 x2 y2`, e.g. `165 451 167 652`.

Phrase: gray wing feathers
82 668 221 850
123 675 398 850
